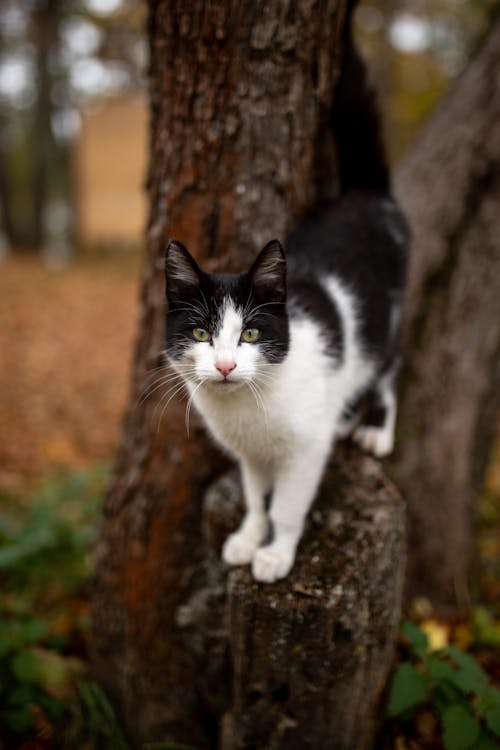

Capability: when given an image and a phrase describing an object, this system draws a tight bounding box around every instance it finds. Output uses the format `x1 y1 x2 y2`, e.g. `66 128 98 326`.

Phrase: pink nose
216 361 236 377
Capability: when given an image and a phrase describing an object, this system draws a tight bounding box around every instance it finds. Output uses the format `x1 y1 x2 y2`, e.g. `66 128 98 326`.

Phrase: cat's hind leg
353 364 398 458
222 459 270 566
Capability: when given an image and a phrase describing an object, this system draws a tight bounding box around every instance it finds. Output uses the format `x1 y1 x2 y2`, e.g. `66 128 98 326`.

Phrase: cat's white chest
192 386 287 465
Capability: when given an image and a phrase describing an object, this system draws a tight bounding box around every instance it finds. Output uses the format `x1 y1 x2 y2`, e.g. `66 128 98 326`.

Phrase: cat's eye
193 327 210 342
241 328 261 343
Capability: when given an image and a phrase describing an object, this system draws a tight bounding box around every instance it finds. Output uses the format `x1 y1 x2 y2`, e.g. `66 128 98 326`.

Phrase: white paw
222 531 260 566
252 545 294 583
353 425 394 457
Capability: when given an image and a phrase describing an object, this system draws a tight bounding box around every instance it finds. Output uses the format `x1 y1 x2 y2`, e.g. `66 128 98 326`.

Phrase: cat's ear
165 239 203 301
249 240 287 301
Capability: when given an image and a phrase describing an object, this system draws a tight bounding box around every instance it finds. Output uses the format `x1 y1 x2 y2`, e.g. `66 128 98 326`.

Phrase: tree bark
91 1 405 747
394 18 500 614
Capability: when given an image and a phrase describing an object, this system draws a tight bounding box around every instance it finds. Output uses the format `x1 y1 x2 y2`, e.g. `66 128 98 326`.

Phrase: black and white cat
164 27 409 583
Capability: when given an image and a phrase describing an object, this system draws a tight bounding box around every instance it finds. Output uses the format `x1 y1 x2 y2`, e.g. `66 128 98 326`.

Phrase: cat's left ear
249 240 287 302
165 239 203 302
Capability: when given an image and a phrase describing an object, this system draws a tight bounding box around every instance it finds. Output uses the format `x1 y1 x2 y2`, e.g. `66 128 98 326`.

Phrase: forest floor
0 253 139 492
0 254 499 749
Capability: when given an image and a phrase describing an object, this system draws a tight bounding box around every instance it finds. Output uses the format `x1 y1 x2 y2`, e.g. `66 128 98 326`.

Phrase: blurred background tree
356 0 497 159
0 0 146 263
0 0 495 264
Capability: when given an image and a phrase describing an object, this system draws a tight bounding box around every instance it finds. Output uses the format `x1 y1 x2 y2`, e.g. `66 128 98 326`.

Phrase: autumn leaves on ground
0 255 139 492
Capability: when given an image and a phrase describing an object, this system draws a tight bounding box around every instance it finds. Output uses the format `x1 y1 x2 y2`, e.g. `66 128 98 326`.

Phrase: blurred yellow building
76 92 147 250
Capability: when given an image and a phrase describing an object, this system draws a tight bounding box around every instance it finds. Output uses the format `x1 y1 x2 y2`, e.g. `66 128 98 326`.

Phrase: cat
163 21 409 583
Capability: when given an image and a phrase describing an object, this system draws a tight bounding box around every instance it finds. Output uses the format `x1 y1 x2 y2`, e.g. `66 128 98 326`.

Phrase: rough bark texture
212 451 403 750
91 1 405 747
394 19 500 613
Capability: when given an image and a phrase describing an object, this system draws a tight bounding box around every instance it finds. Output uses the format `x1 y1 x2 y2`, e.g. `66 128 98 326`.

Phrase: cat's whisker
245 300 285 316
143 363 169 375
242 295 252 317
155 381 190 433
199 289 210 316
136 376 177 410
254 368 279 384
247 380 269 432
147 377 188 415
137 371 189 406
168 299 208 316
185 380 205 437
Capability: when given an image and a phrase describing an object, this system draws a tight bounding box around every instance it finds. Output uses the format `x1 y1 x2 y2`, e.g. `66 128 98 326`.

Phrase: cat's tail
331 4 390 193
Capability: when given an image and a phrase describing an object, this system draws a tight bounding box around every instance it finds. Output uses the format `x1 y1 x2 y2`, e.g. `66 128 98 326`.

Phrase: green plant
63 680 131 750
0 467 108 746
386 620 500 750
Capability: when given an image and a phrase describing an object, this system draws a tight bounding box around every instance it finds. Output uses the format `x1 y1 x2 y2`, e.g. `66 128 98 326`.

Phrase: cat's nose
215 361 236 377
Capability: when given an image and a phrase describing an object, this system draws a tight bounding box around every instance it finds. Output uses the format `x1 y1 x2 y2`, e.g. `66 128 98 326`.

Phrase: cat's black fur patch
288 279 344 361
286 191 408 369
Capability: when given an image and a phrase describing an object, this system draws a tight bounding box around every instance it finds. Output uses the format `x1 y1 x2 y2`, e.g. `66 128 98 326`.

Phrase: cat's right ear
249 240 287 302
165 239 203 301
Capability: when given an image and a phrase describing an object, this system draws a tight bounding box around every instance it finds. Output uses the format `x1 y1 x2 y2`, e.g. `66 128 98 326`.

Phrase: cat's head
165 239 289 391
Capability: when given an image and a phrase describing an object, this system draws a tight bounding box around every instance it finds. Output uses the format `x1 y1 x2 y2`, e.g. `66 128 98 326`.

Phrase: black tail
332 6 390 193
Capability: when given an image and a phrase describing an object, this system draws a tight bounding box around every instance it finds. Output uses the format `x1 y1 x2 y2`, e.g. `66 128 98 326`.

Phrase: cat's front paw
353 424 394 457
223 531 260 566
252 544 294 583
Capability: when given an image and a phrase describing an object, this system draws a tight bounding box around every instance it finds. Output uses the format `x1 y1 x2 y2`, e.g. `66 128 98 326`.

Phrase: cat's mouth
209 377 245 392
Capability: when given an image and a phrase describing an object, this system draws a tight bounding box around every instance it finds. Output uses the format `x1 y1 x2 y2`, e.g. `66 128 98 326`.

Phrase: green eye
241 328 261 343
193 327 210 342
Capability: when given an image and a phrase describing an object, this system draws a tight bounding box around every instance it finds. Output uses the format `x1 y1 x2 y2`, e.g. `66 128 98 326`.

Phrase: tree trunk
31 0 60 251
394 18 500 614
0 119 17 252
91 1 405 747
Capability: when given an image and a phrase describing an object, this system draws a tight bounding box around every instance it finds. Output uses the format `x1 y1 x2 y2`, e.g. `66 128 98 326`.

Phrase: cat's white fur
176 276 390 583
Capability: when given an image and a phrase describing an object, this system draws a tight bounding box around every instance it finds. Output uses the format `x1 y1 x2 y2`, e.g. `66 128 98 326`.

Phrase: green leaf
387 663 427 717
77 680 130 749
478 687 500 721
9 650 39 684
401 620 429 656
426 654 485 698
432 676 463 704
30 647 83 692
446 647 488 693
484 705 500 738
441 705 481 750
447 647 488 680
472 608 500 648
428 658 457 683
474 732 500 750
0 617 49 656
0 526 56 568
